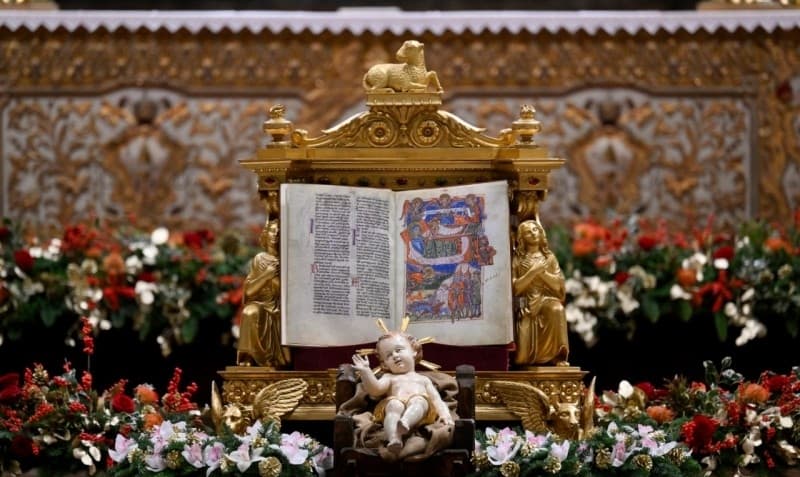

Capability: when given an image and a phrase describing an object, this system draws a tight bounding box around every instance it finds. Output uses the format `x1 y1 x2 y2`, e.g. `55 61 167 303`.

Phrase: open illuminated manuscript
280 181 513 347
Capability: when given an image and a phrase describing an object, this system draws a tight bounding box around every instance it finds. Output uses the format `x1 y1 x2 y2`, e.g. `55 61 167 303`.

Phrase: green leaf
642 296 660 323
182 317 199 343
677 300 693 322
714 311 728 342
40 306 59 327
787 318 799 339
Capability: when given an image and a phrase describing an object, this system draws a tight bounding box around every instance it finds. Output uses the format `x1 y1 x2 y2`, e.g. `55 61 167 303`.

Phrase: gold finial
511 104 542 146
263 104 293 147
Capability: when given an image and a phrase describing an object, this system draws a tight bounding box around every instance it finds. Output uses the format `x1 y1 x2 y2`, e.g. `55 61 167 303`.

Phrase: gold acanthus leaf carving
291 108 515 149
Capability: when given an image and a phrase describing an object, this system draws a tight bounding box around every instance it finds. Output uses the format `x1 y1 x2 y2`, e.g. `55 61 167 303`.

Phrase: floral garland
471 424 700 477
2 350 799 476
0 212 800 355
0 221 251 356
0 320 332 477
0 213 798 355
472 359 800 477
552 213 800 348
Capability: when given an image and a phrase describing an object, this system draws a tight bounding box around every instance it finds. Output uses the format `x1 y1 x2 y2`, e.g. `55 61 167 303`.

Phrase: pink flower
228 442 264 472
203 442 225 475
144 453 165 473
485 427 521 465
549 440 570 462
182 442 204 469
524 430 548 448
277 433 310 466
108 435 137 463
612 436 632 467
312 446 334 474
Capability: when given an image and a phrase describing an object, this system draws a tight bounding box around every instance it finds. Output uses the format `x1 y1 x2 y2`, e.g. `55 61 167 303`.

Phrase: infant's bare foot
397 419 410 435
387 438 403 454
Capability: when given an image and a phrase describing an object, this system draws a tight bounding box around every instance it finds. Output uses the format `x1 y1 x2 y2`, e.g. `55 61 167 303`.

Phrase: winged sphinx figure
491 377 596 440
209 379 308 434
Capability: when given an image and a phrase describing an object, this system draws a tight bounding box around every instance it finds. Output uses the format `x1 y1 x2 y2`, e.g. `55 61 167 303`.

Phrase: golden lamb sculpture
362 40 443 93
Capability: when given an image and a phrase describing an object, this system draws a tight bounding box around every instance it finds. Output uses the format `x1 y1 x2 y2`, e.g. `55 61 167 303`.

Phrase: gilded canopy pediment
240 41 564 223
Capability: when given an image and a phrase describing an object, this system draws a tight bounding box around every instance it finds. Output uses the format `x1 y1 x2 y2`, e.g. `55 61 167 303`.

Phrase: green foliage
0 222 255 355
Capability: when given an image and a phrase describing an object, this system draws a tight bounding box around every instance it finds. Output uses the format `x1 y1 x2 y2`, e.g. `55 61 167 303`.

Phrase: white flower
618 381 634 399
628 265 656 289
713 258 729 270
741 287 755 302
227 442 264 473
740 426 762 466
125 255 143 275
135 281 158 305
616 286 640 315
670 284 692 300
142 245 159 265
735 319 766 346
780 416 794 429
777 440 799 465
151 227 170 245
565 277 584 295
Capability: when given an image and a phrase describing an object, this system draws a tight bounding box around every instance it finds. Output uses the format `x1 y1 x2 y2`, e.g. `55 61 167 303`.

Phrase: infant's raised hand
351 354 371 371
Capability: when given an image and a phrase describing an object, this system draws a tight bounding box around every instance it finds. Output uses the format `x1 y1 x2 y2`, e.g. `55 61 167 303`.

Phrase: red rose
635 381 657 401
0 372 22 404
111 393 135 413
183 229 215 249
713 245 734 261
13 249 34 273
637 234 659 251
62 224 95 252
614 271 630 285
682 414 719 454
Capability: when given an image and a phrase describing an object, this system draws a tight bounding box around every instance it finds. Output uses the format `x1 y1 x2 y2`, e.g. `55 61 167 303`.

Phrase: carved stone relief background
1 23 797 230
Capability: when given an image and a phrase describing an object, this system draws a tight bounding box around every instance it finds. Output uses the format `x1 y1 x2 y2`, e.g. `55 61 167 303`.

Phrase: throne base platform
219 366 588 421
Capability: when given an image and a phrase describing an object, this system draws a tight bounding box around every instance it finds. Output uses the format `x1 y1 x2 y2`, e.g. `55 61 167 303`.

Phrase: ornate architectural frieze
1 14 797 227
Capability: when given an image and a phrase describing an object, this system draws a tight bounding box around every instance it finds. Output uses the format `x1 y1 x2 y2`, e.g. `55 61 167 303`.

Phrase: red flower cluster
161 368 199 413
61 224 98 254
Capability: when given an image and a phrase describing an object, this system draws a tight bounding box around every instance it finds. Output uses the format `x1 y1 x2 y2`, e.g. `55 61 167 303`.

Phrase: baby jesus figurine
351 330 454 455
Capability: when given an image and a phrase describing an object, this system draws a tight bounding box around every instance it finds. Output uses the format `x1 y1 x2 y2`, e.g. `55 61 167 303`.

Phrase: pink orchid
549 440 570 462
181 442 205 469
203 441 225 477
227 442 264 472
108 434 137 463
524 430 549 448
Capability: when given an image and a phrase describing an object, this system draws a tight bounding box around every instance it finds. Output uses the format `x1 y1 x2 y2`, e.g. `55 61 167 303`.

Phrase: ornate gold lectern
221 42 589 434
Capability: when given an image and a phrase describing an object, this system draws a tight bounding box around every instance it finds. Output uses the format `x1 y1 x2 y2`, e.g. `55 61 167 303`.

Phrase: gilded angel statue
491 378 596 440
512 219 570 367
209 379 308 434
236 219 291 368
